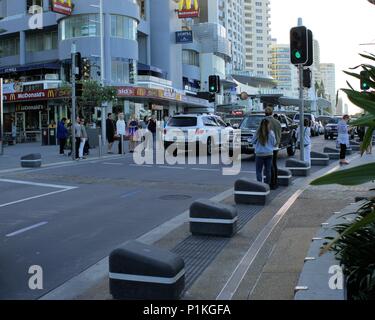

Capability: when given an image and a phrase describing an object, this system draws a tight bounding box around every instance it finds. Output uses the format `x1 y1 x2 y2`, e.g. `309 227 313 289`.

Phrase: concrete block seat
285 159 311 177
310 151 330 166
323 147 340 160
190 199 238 237
109 241 185 300
277 168 293 186
234 179 270 205
20 154 42 168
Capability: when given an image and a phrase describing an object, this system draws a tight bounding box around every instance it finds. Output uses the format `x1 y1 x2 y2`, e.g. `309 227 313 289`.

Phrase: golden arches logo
10 93 16 101
47 90 55 98
53 0 72 5
178 0 199 11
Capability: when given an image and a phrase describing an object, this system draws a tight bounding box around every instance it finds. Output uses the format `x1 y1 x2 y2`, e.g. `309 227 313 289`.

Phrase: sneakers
340 160 350 165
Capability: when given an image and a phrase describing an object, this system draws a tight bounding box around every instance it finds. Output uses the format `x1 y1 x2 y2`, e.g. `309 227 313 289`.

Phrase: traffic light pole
298 64 305 162
71 43 77 161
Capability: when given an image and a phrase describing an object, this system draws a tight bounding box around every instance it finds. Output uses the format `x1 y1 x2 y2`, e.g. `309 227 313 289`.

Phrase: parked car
235 113 297 156
316 120 325 135
293 113 319 136
163 114 233 156
324 116 355 140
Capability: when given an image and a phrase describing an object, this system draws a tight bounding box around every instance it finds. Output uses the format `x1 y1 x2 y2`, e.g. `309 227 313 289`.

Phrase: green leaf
320 209 375 255
361 126 375 155
342 89 375 114
344 71 375 89
360 53 375 62
311 163 375 186
350 114 375 126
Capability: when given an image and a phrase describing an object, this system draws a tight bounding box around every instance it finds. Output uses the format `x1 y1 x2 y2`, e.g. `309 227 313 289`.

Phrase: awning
0 61 61 74
137 63 165 75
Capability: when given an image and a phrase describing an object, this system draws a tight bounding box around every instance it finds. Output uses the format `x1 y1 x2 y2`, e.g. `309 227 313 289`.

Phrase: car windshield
240 116 264 129
168 117 197 127
328 118 340 124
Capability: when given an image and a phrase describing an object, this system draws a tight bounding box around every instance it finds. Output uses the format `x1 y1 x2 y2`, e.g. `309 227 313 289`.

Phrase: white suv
163 114 233 156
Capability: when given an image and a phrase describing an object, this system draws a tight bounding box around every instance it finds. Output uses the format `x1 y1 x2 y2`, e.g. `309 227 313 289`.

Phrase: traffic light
82 58 91 80
303 68 312 88
74 52 82 80
290 26 308 65
75 83 83 97
360 70 371 91
209 75 220 93
305 30 314 67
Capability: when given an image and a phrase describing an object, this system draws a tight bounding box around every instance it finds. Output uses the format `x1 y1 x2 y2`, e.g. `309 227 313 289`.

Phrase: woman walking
128 115 139 153
78 119 88 160
252 119 276 186
338 115 350 165
296 118 312 165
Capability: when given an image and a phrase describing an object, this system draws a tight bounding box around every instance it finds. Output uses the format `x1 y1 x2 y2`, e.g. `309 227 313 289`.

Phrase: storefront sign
15 104 46 112
52 0 73 16
3 89 60 103
177 0 200 19
176 31 193 44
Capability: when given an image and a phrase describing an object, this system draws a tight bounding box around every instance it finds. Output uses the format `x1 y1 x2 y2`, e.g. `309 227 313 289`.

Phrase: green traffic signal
295 51 302 59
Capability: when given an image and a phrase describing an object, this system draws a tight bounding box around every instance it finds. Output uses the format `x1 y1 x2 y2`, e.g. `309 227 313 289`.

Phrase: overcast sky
270 0 375 114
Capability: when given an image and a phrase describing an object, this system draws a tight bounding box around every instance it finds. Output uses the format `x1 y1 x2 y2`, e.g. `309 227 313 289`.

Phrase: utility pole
298 64 305 161
71 43 77 160
99 0 106 149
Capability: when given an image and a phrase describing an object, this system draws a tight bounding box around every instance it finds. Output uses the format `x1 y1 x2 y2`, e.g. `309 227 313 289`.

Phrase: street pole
99 0 107 149
71 43 77 160
298 64 305 162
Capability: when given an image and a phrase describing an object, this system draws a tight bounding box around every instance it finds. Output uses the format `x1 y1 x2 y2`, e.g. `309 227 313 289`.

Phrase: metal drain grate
172 204 263 292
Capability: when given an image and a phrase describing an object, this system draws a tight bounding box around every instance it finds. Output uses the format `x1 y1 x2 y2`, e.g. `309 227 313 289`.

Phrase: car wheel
287 139 296 156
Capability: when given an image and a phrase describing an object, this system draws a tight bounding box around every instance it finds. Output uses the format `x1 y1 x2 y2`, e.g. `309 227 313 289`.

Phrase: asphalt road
0 135 336 299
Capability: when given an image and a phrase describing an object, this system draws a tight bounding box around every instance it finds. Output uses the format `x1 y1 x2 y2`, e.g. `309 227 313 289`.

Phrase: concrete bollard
277 168 293 186
323 147 340 160
190 200 238 237
234 179 270 205
109 241 185 300
20 154 42 168
310 151 330 166
286 159 311 177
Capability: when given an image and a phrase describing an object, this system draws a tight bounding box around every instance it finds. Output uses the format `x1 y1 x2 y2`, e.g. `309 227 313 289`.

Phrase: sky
270 0 375 114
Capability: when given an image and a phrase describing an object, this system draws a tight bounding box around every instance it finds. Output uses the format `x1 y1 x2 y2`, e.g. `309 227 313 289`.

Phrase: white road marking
0 179 77 208
103 162 123 166
6 222 48 237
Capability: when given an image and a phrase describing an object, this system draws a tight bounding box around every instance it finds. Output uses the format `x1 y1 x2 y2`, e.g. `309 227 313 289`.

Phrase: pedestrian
128 115 139 153
147 114 157 148
78 119 88 160
365 127 373 155
338 114 350 165
264 107 282 190
106 113 115 154
11 118 17 145
57 118 69 155
74 116 82 159
252 118 276 186
296 118 312 165
116 113 126 155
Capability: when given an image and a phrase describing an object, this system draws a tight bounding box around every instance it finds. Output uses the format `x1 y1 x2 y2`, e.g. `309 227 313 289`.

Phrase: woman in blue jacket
252 118 276 185
57 118 69 155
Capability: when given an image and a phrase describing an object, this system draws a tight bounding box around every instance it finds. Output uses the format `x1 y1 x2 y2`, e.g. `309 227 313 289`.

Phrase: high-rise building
270 42 299 97
320 63 336 110
244 0 272 76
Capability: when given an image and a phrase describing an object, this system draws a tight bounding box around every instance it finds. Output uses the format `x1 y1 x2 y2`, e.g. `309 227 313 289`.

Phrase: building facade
0 0 215 143
320 62 336 111
244 0 271 76
270 43 298 97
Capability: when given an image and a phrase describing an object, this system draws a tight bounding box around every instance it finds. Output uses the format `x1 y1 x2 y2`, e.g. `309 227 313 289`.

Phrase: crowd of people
56 113 162 159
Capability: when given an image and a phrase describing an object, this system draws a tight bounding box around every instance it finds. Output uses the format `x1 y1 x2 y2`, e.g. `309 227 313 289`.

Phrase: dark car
237 113 297 156
324 116 355 140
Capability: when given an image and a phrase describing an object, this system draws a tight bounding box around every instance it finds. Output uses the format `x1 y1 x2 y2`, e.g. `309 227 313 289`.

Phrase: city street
0 135 337 299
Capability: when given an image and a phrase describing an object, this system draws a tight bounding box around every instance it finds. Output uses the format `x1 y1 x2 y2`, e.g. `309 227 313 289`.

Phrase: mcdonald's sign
52 0 73 16
177 0 200 19
47 90 56 98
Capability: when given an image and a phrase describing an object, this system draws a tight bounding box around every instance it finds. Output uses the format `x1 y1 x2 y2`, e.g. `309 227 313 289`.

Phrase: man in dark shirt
106 113 115 154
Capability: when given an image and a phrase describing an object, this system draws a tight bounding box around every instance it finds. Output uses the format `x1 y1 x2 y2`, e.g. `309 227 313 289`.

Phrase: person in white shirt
296 118 312 165
116 113 126 155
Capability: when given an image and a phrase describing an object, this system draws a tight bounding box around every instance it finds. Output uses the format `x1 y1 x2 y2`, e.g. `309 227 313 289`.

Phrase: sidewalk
0 141 128 172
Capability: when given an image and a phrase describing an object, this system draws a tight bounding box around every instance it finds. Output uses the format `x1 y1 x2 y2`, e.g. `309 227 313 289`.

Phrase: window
27 30 58 52
60 14 100 40
0 37 20 58
111 58 137 84
111 15 137 40
182 50 199 67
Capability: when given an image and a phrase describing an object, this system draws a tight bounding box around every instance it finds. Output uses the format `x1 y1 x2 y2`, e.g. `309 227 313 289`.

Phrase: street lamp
90 0 107 148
